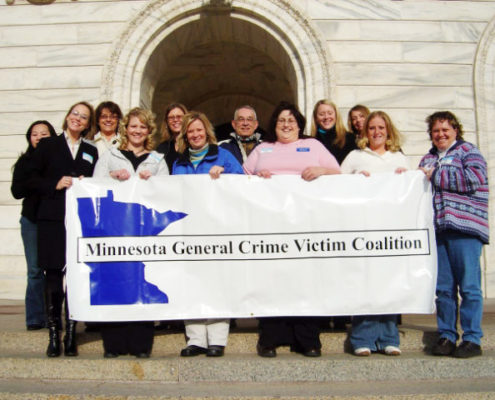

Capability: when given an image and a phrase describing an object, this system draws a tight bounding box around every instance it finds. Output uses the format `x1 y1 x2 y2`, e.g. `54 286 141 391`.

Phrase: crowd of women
11 97 488 360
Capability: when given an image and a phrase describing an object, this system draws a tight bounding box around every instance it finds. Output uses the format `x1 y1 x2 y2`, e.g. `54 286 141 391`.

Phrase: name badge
260 148 273 153
82 152 94 164
440 156 454 165
149 152 162 162
297 147 310 152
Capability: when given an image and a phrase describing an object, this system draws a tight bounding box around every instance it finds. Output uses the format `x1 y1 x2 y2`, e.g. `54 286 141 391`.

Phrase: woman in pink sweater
244 101 340 357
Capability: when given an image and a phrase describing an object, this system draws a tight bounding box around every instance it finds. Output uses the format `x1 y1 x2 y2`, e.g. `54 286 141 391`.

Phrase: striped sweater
419 140 489 244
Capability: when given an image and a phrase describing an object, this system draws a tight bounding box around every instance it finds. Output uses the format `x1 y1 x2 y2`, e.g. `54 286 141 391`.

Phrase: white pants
185 319 230 348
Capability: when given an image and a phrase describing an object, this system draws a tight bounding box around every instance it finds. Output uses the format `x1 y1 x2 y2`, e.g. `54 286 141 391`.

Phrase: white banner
66 171 437 321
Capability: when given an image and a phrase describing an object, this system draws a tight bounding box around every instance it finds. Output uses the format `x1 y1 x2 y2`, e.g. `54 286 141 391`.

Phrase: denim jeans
350 315 399 351
20 216 45 326
436 231 483 345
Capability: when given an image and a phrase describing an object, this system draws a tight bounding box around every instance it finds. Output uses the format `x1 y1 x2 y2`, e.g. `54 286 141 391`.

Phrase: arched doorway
145 15 296 134
100 0 333 133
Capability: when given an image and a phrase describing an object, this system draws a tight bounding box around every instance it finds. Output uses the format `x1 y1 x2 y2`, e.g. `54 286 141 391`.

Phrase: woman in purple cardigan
419 111 488 359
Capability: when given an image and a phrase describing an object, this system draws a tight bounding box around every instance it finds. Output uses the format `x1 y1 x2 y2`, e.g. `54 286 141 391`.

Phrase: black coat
315 126 357 165
11 151 40 223
30 134 98 268
30 134 98 222
155 139 179 173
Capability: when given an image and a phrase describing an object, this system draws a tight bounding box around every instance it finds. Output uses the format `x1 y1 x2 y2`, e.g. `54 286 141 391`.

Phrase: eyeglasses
100 114 118 121
236 117 256 123
70 110 89 121
277 118 297 125
168 115 183 121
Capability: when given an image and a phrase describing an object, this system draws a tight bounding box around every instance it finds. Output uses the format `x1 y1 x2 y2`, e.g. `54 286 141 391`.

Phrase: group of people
11 97 488 360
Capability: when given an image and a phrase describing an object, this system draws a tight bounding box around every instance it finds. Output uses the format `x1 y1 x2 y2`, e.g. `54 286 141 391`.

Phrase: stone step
2 314 495 356
1 351 494 383
1 300 495 399
0 323 436 356
1 377 495 400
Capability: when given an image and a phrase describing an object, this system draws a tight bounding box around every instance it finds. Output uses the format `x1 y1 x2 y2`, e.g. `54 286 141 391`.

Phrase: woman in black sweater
11 121 56 330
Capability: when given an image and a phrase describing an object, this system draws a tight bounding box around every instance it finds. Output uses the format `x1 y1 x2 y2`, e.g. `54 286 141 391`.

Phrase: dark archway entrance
144 15 296 134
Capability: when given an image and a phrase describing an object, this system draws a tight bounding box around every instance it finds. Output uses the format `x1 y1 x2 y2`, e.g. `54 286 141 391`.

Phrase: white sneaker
384 345 401 356
354 347 371 356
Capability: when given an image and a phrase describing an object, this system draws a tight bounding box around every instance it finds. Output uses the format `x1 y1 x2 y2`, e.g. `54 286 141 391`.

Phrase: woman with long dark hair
156 102 188 171
244 101 340 357
11 120 56 330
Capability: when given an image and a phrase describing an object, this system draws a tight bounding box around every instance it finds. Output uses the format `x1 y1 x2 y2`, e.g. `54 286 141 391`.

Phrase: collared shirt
64 131 82 160
93 132 121 157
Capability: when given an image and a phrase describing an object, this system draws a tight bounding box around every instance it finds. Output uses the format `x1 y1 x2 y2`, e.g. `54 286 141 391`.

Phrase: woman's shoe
180 345 207 357
103 351 119 358
27 323 44 331
46 327 61 357
303 348 321 357
354 347 371 356
206 345 225 357
63 320 78 356
256 343 276 358
384 345 401 356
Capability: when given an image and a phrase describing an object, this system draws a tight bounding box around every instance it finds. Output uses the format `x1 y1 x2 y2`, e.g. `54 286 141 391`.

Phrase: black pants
101 322 154 355
258 317 321 351
45 269 65 328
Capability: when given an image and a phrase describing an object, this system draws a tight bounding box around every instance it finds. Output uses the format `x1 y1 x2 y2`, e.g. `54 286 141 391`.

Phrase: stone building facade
1 0 495 299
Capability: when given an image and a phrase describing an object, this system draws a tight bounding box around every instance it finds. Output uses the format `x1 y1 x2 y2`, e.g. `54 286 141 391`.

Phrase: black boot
45 287 62 357
64 320 78 356
46 326 61 357
63 290 78 357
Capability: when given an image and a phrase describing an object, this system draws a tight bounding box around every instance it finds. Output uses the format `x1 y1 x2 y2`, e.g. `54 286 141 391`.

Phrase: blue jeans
436 231 483 345
350 315 399 351
20 216 45 326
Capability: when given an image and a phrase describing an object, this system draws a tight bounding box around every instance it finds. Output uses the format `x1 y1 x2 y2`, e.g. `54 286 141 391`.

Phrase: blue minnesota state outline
77 190 187 305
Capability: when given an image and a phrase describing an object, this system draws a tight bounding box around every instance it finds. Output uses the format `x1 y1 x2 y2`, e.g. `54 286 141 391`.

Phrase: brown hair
425 111 464 140
347 104 370 136
158 102 188 145
62 101 96 138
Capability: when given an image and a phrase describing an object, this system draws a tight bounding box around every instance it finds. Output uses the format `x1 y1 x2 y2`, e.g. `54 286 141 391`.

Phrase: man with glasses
219 105 262 165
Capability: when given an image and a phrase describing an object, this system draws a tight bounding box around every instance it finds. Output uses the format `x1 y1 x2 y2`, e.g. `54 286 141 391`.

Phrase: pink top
243 138 340 175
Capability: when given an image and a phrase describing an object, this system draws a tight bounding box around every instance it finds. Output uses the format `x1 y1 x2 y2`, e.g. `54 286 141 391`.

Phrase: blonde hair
119 107 158 152
176 111 217 154
62 101 96 138
357 111 402 152
310 99 348 148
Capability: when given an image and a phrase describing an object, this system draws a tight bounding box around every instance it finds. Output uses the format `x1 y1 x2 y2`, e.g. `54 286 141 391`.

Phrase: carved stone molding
474 14 495 274
7 0 59 4
100 0 333 122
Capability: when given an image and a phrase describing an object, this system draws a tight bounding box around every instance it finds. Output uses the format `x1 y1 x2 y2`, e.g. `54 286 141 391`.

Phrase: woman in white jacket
341 110 409 357
94 108 168 180
93 107 168 358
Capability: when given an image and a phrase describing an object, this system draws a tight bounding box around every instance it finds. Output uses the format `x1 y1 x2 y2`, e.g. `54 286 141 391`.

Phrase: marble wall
1 0 494 299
